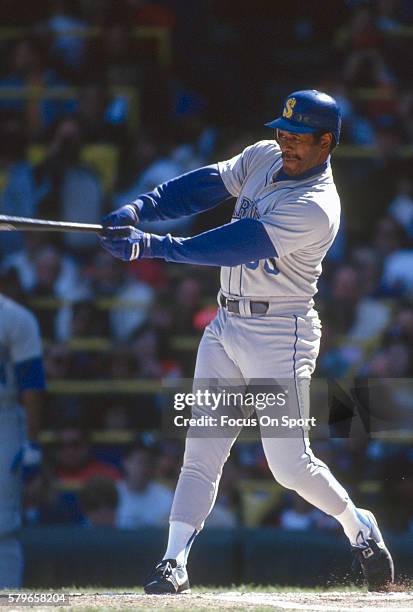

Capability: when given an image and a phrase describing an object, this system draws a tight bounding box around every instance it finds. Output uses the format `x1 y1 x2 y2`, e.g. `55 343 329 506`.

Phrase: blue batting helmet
265 89 342 144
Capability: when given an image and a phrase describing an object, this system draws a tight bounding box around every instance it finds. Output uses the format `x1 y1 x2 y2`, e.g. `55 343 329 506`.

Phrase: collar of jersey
275 160 329 183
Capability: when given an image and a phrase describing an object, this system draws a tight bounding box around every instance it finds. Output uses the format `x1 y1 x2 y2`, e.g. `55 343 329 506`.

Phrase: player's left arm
102 142 262 228
102 165 232 228
100 218 277 266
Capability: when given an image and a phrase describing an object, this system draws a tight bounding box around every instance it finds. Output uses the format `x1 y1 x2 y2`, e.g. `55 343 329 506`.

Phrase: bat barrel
0 215 103 234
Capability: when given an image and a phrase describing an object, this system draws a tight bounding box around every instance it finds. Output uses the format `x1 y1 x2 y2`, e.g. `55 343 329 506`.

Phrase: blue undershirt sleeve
143 218 278 266
15 356 46 392
133 164 232 222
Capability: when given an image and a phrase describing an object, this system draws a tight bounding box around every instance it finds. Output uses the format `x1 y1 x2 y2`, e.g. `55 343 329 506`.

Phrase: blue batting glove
11 440 42 481
100 226 147 261
101 203 140 228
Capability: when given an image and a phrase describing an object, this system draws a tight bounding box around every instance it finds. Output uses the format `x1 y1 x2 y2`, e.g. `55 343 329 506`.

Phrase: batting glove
101 203 140 228
100 226 149 261
11 440 42 481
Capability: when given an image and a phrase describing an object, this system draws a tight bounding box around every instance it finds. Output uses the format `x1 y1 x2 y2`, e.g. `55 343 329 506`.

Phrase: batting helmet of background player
266 89 342 146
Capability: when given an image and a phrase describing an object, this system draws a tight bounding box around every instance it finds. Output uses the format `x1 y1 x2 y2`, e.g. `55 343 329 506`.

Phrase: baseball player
101 90 394 592
0 289 45 588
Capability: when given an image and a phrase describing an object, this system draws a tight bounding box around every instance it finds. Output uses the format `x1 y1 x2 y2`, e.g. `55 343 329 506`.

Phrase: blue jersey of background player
0 283 45 588
101 90 394 593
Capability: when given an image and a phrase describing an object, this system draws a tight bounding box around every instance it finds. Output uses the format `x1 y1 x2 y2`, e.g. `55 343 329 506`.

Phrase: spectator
373 216 406 259
38 117 103 254
96 24 143 87
109 344 136 379
347 249 392 341
279 496 317 531
54 425 121 486
131 325 180 379
399 92 413 143
337 5 382 52
0 38 76 137
319 263 390 376
23 466 79 525
44 343 73 381
273 494 340 532
79 476 119 527
381 249 413 296
172 275 203 334
0 116 46 256
388 177 413 240
27 244 89 339
113 135 203 234
156 439 184 482
116 436 173 529
365 341 411 378
0 266 24 304
77 83 125 144
102 403 131 431
343 48 395 89
374 217 413 297
2 236 83 293
389 303 413 345
46 0 89 74
70 299 108 338
376 0 403 33
89 251 153 340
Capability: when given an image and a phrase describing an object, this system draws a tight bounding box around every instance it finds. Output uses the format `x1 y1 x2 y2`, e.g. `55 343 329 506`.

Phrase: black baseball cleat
351 509 394 591
144 559 190 594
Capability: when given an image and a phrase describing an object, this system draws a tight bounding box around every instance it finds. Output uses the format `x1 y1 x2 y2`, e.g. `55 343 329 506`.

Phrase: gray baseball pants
170 307 349 530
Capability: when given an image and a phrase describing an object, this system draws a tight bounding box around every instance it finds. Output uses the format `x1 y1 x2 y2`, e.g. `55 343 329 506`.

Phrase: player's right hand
100 225 145 261
102 204 139 228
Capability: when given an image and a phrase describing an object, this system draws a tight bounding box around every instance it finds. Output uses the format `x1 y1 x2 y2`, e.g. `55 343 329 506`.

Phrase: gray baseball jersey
218 139 340 314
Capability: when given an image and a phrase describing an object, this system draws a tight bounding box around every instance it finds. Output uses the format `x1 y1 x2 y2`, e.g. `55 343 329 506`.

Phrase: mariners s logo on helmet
282 98 296 119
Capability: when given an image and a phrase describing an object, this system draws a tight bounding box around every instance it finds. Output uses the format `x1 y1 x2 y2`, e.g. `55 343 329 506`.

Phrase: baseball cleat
143 559 190 594
351 509 394 591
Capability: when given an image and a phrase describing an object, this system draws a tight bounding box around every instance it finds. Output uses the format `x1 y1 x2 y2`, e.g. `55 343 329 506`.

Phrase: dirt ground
4 590 412 612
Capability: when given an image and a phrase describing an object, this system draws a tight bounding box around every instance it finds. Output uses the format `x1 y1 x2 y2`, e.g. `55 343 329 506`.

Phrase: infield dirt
6 589 412 612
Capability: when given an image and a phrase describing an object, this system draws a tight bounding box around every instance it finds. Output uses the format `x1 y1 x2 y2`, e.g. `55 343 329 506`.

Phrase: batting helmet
265 89 342 145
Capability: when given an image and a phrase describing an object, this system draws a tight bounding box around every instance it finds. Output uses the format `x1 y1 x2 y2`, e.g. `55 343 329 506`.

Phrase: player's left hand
100 226 145 261
101 204 139 228
11 440 42 480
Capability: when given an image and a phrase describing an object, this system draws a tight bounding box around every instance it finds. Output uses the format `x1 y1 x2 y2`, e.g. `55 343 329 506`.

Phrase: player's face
276 130 331 176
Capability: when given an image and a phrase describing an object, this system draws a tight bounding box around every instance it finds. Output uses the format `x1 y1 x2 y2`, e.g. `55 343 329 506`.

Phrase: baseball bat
0 215 103 234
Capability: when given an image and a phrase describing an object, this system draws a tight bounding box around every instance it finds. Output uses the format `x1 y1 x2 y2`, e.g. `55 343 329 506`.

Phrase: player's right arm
6 302 46 476
102 142 261 227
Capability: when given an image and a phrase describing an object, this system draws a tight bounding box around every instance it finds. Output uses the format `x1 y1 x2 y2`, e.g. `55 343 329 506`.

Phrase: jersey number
245 257 279 275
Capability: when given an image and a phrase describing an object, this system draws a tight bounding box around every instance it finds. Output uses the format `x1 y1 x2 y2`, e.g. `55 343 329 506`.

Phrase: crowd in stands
0 0 412 534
